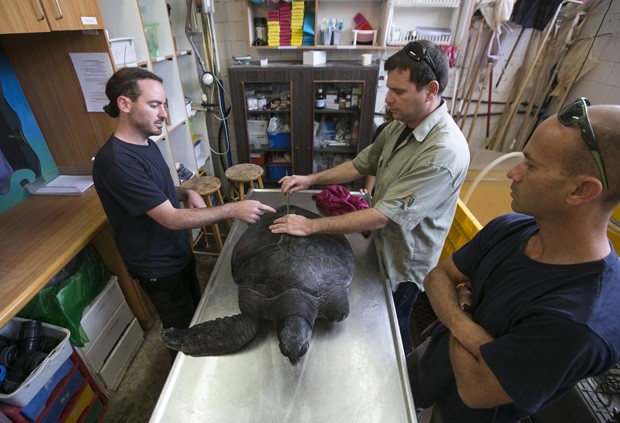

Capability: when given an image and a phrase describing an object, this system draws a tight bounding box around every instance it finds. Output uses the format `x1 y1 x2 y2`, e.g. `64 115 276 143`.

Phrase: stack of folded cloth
267 9 280 46
290 1 304 46
278 1 291 46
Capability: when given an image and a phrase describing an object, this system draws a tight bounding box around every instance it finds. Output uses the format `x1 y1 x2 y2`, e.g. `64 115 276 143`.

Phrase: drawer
99 318 144 390
80 276 124 353
77 300 133 372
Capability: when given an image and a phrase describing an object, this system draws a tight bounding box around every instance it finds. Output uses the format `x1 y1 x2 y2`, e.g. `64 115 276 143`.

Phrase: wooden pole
467 61 493 141
491 1 569 151
455 18 484 119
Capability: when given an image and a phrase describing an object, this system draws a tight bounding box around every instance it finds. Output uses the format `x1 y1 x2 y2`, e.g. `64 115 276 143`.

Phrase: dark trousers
133 254 201 330
393 282 420 356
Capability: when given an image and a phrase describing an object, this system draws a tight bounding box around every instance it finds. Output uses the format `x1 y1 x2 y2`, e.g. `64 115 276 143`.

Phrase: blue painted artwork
0 45 56 214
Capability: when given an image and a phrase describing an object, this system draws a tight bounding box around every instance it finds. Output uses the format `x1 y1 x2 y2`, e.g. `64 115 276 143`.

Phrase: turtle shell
231 205 354 325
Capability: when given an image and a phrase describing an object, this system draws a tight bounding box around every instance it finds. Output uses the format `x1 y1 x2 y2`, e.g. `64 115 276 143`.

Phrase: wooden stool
180 176 230 255
225 163 264 201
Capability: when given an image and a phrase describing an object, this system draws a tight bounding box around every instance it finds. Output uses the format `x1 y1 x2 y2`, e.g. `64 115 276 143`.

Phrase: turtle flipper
161 314 259 356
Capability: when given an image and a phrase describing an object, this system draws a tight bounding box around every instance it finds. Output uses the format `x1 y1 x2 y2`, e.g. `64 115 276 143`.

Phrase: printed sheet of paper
69 52 114 112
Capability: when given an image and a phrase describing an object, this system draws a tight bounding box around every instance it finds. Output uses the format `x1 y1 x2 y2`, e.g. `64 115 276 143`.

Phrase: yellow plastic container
439 198 483 262
609 204 620 253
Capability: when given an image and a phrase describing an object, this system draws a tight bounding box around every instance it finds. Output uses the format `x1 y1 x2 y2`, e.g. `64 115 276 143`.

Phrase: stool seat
180 175 221 196
225 163 264 201
180 176 229 255
225 163 264 183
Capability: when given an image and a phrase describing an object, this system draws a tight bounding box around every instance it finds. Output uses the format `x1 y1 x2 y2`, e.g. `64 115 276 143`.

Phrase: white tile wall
207 0 619 168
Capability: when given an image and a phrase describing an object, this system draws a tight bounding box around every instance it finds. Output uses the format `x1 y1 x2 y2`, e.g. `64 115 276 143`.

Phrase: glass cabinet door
242 81 293 183
312 81 364 174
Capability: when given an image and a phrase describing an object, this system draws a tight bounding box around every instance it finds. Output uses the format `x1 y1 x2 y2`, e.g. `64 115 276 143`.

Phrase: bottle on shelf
351 87 360 109
338 89 346 109
316 88 325 109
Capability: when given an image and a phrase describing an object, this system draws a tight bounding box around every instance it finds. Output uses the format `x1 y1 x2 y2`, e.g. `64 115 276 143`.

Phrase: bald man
410 101 620 422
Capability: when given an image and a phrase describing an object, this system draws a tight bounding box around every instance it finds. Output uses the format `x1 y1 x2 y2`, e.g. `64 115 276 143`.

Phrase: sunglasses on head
558 97 608 190
405 42 439 82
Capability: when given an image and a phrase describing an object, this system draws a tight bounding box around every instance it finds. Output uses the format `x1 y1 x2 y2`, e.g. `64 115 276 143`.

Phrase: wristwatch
460 302 473 314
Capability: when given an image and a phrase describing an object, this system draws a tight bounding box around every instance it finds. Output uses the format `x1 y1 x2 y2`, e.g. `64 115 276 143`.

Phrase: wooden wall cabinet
0 0 212 321
229 63 378 187
0 0 104 34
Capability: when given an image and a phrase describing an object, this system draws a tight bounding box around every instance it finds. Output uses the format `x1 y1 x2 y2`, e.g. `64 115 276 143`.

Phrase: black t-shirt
92 136 190 278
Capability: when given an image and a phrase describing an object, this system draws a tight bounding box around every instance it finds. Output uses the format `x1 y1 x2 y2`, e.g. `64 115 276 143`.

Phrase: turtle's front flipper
277 315 312 364
162 314 259 356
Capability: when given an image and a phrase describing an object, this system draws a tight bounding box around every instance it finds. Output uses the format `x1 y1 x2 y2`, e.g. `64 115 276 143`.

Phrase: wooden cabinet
229 63 378 187
312 80 367 173
0 3 155 324
0 0 104 34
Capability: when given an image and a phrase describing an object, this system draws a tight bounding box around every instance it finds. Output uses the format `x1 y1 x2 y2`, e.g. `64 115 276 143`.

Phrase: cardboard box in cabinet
247 119 268 134
76 300 133 372
79 276 123 354
99 318 143 391
303 50 326 66
0 318 72 407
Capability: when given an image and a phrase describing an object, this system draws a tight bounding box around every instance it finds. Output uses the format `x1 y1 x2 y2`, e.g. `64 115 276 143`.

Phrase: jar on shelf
315 88 326 109
338 89 346 109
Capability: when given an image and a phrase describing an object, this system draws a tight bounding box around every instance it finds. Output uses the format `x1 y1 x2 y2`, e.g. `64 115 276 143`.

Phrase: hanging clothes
512 0 564 30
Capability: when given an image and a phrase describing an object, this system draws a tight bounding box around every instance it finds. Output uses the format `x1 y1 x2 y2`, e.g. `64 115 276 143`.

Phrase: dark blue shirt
93 136 190 279
424 213 620 422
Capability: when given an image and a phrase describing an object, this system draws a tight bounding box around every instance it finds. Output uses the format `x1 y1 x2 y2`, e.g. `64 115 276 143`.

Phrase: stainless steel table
151 190 416 422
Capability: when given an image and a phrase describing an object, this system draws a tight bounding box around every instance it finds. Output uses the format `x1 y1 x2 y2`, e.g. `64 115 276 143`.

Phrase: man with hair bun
93 68 274 344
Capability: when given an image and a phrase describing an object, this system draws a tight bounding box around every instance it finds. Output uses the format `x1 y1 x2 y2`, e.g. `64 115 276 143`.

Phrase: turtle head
276 315 312 364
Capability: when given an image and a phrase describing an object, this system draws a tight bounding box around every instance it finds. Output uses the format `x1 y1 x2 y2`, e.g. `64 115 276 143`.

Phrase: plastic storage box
108 37 137 66
19 357 73 421
267 132 291 149
267 163 292 180
0 318 72 407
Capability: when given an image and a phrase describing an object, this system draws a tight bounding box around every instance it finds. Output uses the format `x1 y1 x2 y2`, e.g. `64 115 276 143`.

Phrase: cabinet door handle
34 0 46 21
52 0 64 20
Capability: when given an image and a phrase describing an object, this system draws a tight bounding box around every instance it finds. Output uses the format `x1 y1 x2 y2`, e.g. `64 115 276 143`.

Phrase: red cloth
312 185 371 237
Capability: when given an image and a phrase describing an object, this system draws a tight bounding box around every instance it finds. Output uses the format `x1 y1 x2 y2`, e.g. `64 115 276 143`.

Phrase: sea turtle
162 204 355 364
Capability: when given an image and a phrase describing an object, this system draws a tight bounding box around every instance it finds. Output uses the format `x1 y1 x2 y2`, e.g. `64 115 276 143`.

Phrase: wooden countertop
0 187 107 327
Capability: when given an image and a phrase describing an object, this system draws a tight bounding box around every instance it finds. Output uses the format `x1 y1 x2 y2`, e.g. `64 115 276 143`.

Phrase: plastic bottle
315 88 325 109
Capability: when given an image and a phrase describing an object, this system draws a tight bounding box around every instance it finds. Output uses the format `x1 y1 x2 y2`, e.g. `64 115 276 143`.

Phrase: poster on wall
69 52 114 113
0 46 56 214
